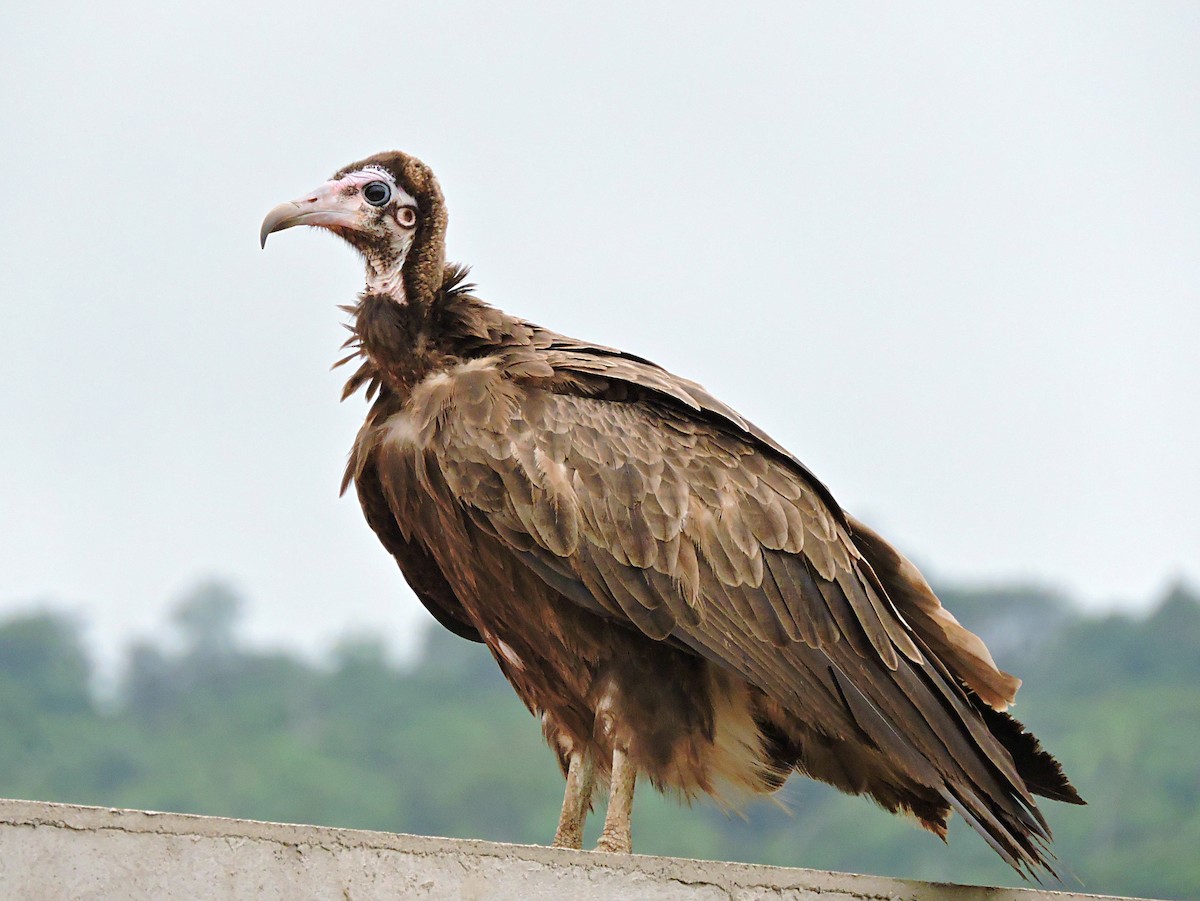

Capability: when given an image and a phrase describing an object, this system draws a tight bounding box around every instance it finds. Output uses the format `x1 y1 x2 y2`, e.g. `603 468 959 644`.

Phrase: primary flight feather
260 150 1082 878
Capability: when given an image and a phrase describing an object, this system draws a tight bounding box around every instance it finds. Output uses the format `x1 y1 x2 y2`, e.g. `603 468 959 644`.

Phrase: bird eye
363 181 392 206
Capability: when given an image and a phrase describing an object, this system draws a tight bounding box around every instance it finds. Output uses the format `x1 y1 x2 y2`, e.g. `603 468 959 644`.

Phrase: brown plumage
261 150 1083 879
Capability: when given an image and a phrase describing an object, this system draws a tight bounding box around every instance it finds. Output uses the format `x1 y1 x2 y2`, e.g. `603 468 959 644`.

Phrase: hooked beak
259 180 362 248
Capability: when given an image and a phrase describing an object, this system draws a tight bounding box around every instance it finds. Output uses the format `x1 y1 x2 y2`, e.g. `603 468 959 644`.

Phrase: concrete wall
0 798 1153 901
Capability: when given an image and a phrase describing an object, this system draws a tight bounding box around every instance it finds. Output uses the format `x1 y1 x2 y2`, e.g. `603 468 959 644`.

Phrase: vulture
260 150 1082 879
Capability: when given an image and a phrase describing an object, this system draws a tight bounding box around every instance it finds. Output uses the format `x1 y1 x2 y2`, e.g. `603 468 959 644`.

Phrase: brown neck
401 199 447 307
349 291 444 398
339 266 537 402
398 155 449 307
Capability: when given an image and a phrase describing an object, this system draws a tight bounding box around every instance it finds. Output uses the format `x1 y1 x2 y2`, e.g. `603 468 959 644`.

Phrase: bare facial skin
260 165 419 300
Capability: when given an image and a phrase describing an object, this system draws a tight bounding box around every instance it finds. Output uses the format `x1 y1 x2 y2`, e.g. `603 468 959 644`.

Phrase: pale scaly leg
552 752 596 850
595 745 636 853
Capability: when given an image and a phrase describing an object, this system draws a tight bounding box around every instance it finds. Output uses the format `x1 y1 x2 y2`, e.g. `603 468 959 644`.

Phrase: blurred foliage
1 580 1199 898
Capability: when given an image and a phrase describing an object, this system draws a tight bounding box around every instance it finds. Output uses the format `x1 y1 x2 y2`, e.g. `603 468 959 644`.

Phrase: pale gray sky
2 1 1197 663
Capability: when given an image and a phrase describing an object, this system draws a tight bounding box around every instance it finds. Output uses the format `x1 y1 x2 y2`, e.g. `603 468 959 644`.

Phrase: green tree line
1 579 1198 899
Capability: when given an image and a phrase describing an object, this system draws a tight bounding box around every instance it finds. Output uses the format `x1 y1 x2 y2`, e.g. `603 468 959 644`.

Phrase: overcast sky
2 2 1197 664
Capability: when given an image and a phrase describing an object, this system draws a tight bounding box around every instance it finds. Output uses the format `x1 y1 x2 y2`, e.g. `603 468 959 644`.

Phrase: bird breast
380 356 518 455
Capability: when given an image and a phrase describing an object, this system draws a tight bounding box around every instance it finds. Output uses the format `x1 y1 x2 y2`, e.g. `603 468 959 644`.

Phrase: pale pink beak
259 180 362 248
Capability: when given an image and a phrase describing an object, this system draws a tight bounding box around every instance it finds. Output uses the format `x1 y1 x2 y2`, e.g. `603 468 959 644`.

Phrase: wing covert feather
426 381 931 677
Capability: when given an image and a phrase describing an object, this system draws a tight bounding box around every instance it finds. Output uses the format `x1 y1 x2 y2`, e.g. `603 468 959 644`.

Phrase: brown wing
348 394 482 644
412 349 1068 878
541 341 1039 709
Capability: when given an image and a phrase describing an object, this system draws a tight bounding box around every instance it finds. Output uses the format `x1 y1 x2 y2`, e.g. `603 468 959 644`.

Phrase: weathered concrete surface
0 798 1153 901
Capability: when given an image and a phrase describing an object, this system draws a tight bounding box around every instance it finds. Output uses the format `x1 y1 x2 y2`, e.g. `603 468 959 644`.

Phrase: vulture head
260 151 447 303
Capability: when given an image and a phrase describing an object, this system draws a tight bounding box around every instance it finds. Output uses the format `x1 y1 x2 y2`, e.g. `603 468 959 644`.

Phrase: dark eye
363 181 392 206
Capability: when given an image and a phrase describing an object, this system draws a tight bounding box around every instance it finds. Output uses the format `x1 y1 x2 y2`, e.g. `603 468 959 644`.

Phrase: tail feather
972 697 1085 805
847 514 1021 710
844 513 1084 880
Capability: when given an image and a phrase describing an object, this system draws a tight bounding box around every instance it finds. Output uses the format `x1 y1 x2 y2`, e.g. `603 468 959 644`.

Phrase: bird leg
552 751 596 850
595 745 636 853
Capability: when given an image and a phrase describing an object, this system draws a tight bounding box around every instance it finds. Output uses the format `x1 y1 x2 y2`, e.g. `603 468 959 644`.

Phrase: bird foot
594 832 632 854
552 826 584 850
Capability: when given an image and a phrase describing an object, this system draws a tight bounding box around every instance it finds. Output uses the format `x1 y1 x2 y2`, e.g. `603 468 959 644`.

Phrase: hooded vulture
260 151 1082 879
